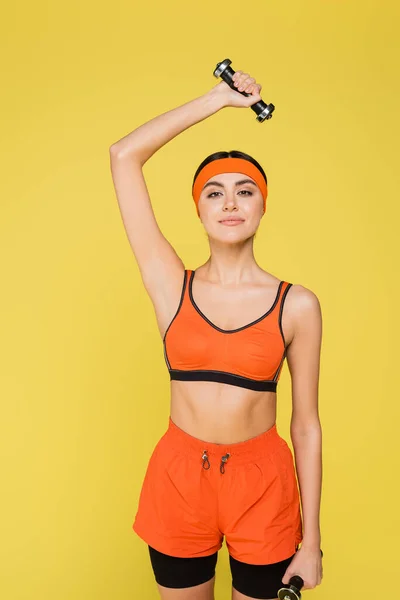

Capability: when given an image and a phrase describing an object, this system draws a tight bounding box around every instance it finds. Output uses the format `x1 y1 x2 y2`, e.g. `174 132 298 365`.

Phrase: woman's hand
210 69 263 109
281 545 323 591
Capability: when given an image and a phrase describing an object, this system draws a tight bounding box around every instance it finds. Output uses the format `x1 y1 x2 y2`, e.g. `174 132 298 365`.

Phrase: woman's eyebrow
202 178 257 190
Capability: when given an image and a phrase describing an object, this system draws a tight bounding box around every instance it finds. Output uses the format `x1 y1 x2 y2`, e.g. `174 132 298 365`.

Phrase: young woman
109 69 323 600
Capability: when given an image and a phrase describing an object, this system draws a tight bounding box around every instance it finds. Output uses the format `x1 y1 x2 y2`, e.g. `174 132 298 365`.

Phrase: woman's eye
207 190 252 198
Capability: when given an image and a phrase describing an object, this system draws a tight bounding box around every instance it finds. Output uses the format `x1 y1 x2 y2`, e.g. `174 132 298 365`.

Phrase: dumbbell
277 549 324 600
213 58 275 122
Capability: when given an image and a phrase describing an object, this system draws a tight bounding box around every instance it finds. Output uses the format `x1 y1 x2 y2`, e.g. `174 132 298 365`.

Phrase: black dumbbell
213 58 275 122
277 549 324 600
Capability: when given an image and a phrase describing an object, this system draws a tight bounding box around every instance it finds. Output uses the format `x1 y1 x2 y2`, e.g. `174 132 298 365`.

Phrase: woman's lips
219 219 245 226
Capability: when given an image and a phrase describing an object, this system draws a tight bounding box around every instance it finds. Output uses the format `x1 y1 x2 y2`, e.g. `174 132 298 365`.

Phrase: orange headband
192 157 268 217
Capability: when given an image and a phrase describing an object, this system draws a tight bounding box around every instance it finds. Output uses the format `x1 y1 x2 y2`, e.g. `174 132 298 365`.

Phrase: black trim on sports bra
163 269 187 371
278 282 293 349
163 269 188 343
188 270 284 334
168 369 278 392
272 349 287 382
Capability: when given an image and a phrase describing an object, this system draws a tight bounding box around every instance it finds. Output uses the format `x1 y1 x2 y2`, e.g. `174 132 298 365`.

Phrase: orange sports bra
163 269 293 392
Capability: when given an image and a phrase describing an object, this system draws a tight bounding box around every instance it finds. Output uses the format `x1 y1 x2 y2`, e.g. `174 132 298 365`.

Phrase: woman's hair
192 149 268 188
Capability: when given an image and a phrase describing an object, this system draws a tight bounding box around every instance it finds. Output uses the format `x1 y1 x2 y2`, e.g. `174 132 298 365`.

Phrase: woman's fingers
215 69 263 108
232 71 260 93
232 71 245 87
244 78 256 92
233 71 248 89
245 82 262 95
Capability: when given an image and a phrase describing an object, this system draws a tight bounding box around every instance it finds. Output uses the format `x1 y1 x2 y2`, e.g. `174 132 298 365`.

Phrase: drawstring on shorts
201 450 231 474
220 452 230 474
201 450 211 470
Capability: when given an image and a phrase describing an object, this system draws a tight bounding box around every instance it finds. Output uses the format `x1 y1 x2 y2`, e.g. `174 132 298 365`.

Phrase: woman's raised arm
108 88 226 337
109 72 262 338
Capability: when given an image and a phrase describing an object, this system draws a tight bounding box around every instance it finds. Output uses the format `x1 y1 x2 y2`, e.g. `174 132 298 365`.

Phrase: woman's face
197 172 264 241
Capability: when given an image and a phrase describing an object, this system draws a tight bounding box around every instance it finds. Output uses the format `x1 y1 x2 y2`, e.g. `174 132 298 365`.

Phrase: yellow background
1 1 399 598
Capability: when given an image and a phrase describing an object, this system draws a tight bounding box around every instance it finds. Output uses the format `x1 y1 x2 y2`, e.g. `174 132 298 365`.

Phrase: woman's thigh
229 551 296 599
148 545 218 599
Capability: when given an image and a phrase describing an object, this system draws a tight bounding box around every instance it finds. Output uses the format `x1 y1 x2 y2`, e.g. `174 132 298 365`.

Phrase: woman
109 69 323 600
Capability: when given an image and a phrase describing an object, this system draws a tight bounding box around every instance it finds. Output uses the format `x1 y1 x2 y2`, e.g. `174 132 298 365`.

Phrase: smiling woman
109 69 323 600
204 176 259 226
192 150 268 220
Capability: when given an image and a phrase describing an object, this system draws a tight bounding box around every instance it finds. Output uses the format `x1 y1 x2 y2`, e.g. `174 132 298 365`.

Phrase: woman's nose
222 196 238 210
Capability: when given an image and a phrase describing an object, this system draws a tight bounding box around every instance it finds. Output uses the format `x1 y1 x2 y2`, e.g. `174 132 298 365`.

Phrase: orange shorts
132 417 303 565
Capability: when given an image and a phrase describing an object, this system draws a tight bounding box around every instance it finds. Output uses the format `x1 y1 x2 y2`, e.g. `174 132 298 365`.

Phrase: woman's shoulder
283 281 322 320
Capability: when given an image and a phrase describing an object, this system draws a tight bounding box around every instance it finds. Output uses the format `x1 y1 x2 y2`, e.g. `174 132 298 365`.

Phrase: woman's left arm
287 285 322 549
282 284 323 588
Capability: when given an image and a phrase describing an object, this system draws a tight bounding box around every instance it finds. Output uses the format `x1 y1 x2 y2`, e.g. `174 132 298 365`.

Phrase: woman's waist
170 382 277 445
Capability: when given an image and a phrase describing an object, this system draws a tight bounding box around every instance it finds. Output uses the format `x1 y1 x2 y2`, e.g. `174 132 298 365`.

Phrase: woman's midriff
170 379 277 444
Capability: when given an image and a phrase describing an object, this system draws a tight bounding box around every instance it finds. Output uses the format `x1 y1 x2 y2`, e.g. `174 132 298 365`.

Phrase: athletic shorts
132 416 303 584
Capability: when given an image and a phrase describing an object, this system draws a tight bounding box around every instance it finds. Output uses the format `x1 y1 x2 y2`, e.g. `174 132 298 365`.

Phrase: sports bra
163 269 293 392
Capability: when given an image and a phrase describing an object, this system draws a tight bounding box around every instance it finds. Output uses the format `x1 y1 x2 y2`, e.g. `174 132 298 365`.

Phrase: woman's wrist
202 86 228 111
300 533 321 551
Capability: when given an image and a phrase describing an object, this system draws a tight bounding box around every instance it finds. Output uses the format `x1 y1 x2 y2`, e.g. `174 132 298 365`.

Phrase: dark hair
192 150 267 189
